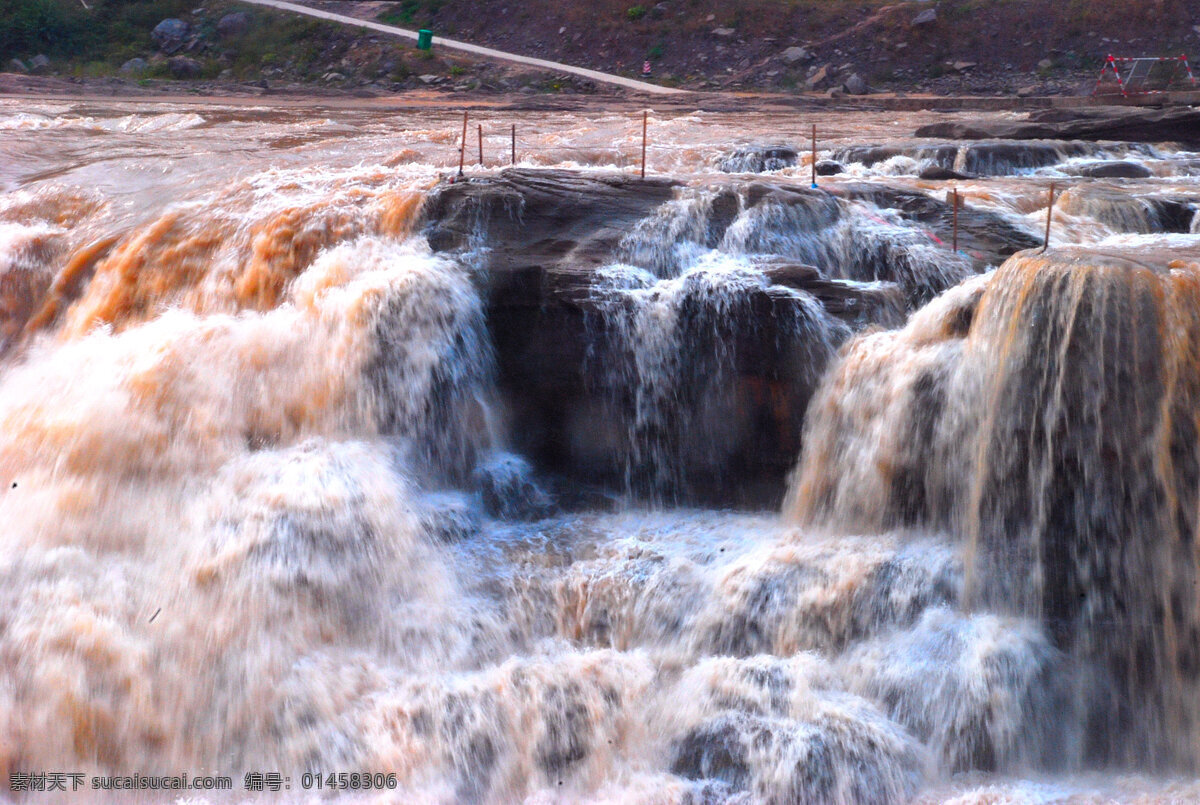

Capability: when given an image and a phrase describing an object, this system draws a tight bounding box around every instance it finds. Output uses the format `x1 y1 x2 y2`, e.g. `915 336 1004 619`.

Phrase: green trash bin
417 29 433 50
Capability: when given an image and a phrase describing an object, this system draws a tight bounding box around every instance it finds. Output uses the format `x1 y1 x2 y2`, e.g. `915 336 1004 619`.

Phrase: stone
912 8 937 25
826 86 845 98
28 54 50 74
843 73 868 95
915 107 1200 149
1075 160 1153 179
7 58 28 73
216 12 249 38
1016 84 1038 97
712 27 736 37
1037 58 1054 71
953 61 976 72
804 63 832 90
781 46 810 65
119 58 148 74
815 159 844 176
152 18 190 54
322 72 346 82
419 74 439 84
167 56 201 79
918 165 976 180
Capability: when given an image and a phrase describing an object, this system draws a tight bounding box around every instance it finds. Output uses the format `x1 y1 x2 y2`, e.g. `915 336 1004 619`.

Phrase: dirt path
236 0 688 95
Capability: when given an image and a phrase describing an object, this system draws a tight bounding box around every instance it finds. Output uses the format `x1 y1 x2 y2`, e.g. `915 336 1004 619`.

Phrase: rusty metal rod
952 188 958 252
478 124 483 166
641 110 648 179
811 123 817 189
458 110 467 176
1043 182 1055 252
511 123 516 165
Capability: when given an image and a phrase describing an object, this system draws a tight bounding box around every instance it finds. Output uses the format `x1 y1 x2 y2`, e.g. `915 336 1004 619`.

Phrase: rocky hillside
2 0 1199 95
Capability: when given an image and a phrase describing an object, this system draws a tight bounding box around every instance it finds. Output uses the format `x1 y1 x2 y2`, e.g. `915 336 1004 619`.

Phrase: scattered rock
952 61 976 72
216 11 249 38
152 18 190 54
322 72 346 82
119 58 148 75
1037 58 1054 71
29 54 50 74
419 74 439 84
1075 160 1153 179
7 58 28 74
472 453 555 520
1016 85 1039 97
781 46 810 65
918 165 976 180
826 86 846 98
712 27 736 37
843 73 868 95
167 56 201 79
912 8 937 26
815 159 844 176
804 63 832 90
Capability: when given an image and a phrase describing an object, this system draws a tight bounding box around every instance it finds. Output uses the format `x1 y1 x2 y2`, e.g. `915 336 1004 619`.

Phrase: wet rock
168 56 202 79
216 11 249 37
918 165 975 180
718 145 798 173
815 159 844 176
152 18 190 54
120 58 148 75
842 608 1067 772
915 107 1200 149
29 54 50 74
418 493 482 542
7 58 28 74
912 8 937 25
670 708 923 803
472 453 555 520
1075 160 1153 179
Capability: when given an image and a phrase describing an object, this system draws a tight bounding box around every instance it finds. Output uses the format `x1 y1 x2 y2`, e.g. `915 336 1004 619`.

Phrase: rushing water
1 98 1200 803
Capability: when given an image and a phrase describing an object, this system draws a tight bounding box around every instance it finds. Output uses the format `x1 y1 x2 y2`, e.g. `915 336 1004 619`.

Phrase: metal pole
952 188 958 253
810 123 817 189
511 123 516 165
1043 182 1055 252
641 110 648 179
458 110 467 176
478 124 483 166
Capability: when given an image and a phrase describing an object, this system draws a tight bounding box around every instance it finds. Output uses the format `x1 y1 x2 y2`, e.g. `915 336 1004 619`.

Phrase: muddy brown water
1 97 1199 803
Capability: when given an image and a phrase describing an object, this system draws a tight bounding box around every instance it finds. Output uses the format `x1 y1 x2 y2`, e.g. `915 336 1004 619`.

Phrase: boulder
912 8 937 25
918 165 976 180
1016 84 1038 97
28 54 50 74
152 18 190 54
952 61 976 72
815 159 844 176
843 73 868 95
119 58 148 75
1037 58 1054 70
804 63 831 90
216 11 249 38
781 46 810 65
915 107 1200 149
1075 160 1153 179
167 56 202 79
7 58 28 74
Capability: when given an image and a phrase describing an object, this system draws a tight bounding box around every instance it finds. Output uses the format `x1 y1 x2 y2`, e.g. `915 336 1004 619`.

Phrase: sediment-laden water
1 99 1199 803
